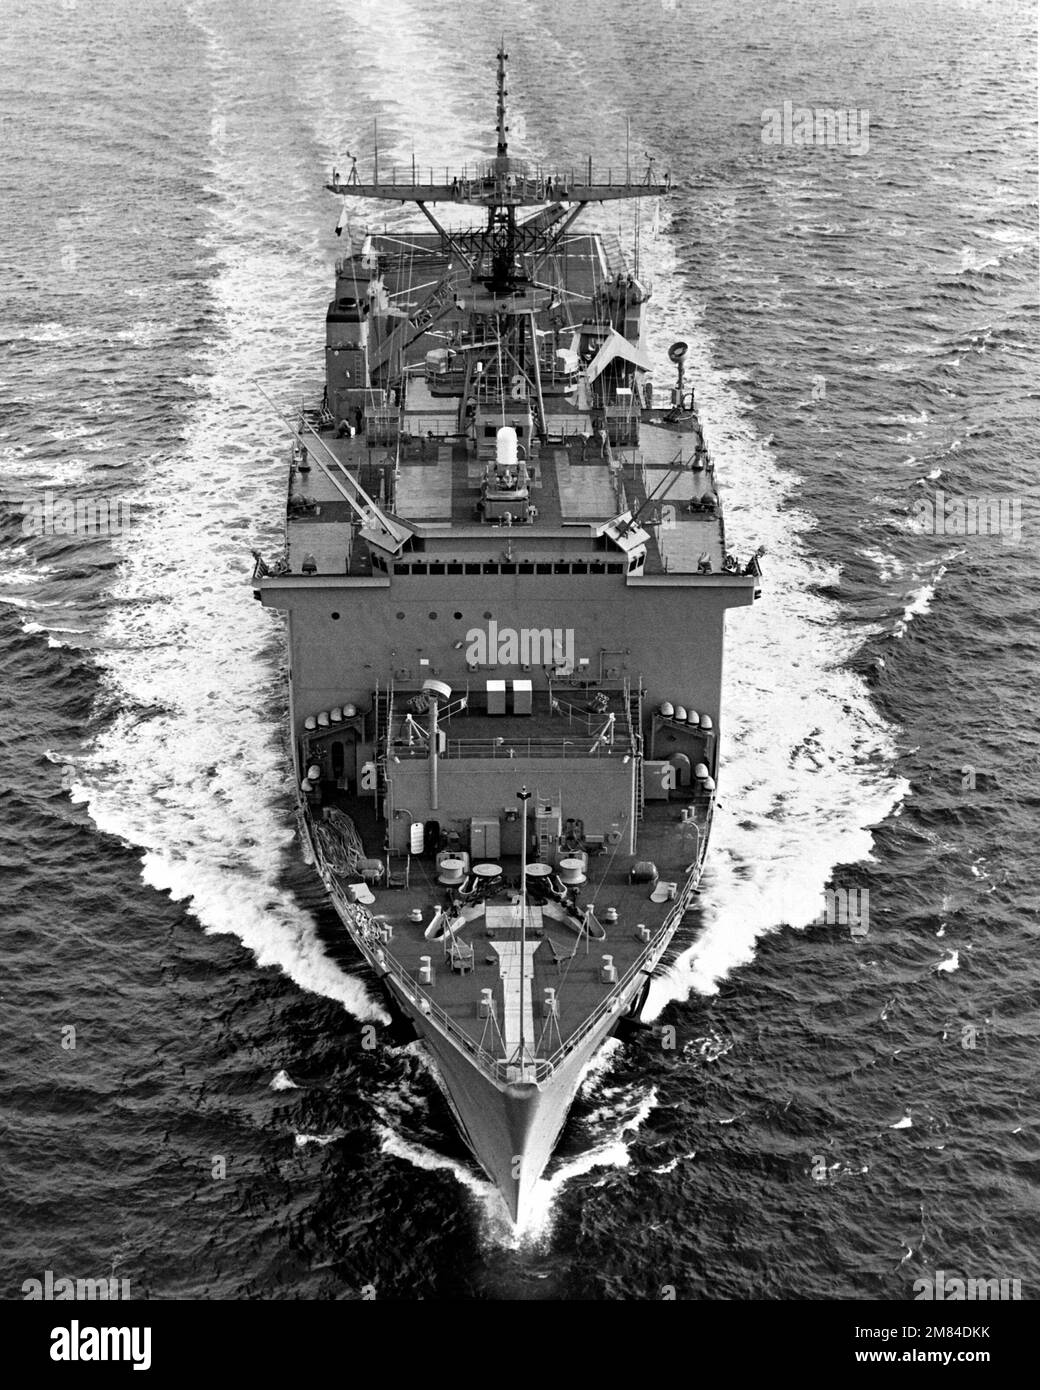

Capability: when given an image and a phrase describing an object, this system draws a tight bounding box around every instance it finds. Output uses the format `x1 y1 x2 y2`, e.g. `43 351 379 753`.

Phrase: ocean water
1 0 1036 1300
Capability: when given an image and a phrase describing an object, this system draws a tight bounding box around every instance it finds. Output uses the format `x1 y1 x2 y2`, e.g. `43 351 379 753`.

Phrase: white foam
650 1151 695 1175
576 1035 623 1096
0 448 94 486
294 1130 344 1149
16 321 73 344
511 1082 658 1244
981 226 1032 245
860 547 904 583
113 320 168 348
270 1069 300 1091
892 562 948 638
72 22 386 1025
879 410 930 425
18 614 89 649
619 208 908 1012
315 0 490 238
958 247 1000 273
374 1040 655 1243
374 1123 521 1240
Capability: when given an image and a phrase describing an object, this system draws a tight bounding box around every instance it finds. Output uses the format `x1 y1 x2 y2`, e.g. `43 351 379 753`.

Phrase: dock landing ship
251 51 763 1223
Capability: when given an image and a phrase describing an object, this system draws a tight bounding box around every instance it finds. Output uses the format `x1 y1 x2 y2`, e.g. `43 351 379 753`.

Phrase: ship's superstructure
252 51 762 1222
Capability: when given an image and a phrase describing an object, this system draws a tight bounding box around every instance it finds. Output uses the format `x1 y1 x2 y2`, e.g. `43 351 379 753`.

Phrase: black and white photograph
1 0 1035 1352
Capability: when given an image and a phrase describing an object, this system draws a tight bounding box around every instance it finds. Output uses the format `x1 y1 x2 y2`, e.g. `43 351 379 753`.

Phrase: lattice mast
325 47 671 299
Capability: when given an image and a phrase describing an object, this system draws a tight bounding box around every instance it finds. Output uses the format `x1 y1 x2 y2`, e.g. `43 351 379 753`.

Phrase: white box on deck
470 818 501 859
511 679 533 715
486 679 507 715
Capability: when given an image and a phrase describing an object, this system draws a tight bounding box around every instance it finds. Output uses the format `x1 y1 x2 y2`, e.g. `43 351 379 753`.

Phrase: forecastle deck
309 784 714 1086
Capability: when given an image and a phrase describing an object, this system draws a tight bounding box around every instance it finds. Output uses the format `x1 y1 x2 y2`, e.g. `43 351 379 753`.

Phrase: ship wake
371 1041 653 1246
636 207 909 1011
69 14 386 1024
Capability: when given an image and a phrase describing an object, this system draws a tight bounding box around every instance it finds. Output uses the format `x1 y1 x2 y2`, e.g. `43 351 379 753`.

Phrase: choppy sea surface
1 0 1037 1300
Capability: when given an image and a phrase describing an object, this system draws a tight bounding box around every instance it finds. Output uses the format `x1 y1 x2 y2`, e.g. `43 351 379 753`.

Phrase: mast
517 785 531 1070
495 42 509 160
323 48 671 407
427 689 440 810
487 43 519 293
324 48 670 219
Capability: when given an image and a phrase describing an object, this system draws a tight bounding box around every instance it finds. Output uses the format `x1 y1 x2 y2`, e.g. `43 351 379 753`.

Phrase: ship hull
370 927 650 1225
309 798 708 1225
255 62 761 1222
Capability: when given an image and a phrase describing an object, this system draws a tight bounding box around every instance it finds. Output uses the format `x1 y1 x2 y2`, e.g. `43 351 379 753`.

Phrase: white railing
317 796 715 1086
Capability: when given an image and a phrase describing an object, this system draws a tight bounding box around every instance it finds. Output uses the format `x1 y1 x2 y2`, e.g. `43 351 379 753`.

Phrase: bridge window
465 563 480 575
553 562 569 574
448 563 463 574
536 563 551 574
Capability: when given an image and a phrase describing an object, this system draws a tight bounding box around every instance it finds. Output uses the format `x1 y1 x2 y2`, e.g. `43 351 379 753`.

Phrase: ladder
626 680 645 820
373 687 393 750
372 680 395 811
534 787 562 863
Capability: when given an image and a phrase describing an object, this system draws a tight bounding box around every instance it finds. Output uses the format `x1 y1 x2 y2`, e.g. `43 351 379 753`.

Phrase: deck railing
319 799 714 1089
405 736 634 760
334 161 669 197
327 878 520 1080
539 798 713 1074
